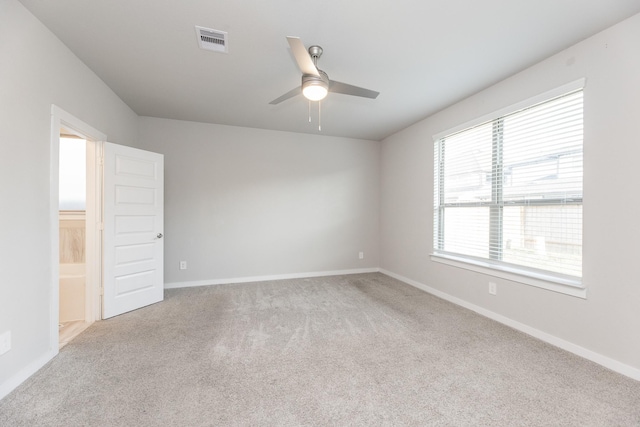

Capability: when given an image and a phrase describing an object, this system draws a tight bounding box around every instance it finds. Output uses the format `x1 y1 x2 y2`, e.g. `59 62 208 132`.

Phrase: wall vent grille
195 26 228 53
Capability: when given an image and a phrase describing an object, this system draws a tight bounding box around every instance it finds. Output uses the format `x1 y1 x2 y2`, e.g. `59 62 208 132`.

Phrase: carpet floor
1 273 639 426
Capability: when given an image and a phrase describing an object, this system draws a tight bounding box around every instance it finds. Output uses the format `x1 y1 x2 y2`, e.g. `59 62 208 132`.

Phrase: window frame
431 79 586 298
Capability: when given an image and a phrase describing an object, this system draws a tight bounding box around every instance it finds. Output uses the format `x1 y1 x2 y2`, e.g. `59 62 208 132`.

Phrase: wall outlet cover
0 331 11 355
489 282 497 295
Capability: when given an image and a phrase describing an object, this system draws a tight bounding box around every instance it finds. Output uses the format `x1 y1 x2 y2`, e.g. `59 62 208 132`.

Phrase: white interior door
103 142 164 319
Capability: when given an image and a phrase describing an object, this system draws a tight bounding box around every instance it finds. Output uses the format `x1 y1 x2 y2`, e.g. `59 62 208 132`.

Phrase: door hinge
98 155 104 165
97 222 104 230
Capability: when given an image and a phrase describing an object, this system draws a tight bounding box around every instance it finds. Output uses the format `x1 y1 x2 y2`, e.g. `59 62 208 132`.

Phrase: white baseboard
165 267 380 289
380 268 640 382
0 348 57 401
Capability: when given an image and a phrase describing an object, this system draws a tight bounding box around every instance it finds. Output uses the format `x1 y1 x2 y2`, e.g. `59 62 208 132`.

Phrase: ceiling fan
269 36 380 105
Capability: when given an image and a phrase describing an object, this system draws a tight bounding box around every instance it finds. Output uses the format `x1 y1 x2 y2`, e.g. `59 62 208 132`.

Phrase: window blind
434 90 583 280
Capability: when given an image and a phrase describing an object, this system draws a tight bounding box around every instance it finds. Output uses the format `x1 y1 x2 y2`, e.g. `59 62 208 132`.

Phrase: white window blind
434 89 583 282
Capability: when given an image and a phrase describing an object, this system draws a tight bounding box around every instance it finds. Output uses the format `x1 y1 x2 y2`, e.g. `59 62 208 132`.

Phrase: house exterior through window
433 88 583 286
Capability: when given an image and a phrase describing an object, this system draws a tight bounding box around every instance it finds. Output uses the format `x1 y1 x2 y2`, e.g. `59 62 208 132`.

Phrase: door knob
157 233 163 239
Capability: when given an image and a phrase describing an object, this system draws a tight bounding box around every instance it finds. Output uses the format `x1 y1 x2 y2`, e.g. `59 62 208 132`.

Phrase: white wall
380 13 640 374
0 0 139 396
138 117 380 285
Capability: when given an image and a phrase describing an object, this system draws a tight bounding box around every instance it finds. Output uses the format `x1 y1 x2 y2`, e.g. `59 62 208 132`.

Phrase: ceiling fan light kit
302 71 329 101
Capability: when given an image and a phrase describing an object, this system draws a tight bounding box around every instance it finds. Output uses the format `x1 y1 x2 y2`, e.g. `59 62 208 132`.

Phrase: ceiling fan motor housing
302 69 329 87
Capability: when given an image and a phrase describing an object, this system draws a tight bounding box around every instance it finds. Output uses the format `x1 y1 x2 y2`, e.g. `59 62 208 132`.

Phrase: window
59 137 87 210
433 88 583 288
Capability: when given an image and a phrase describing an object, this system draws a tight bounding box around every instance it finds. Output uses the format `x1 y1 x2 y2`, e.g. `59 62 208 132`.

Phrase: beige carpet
1 273 639 426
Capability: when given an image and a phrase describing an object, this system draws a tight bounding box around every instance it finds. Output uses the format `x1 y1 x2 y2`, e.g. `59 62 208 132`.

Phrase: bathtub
59 263 86 322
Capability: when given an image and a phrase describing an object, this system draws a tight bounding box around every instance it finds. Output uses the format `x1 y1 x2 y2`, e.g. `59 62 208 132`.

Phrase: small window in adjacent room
433 86 584 291
59 137 86 211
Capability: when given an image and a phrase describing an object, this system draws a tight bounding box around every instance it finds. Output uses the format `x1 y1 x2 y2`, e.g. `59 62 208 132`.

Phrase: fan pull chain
308 100 311 123
318 100 322 131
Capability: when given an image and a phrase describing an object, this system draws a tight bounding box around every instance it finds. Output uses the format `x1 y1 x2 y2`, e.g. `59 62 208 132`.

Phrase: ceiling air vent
195 26 228 53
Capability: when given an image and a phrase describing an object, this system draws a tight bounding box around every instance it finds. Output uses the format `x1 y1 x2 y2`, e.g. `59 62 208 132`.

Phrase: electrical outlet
0 331 11 356
359 252 364 260
179 261 187 270
489 282 497 295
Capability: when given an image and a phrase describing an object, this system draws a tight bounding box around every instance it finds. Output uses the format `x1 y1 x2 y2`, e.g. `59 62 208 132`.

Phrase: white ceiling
19 0 640 141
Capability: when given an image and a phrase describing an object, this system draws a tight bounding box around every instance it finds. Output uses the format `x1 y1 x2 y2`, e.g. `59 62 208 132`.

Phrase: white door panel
103 142 164 319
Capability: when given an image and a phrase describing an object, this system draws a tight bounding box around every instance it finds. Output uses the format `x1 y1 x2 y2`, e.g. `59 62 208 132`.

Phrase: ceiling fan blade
269 86 301 105
329 81 379 99
286 36 320 77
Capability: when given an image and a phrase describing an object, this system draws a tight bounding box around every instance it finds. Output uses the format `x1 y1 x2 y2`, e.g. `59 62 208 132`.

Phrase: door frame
50 105 105 353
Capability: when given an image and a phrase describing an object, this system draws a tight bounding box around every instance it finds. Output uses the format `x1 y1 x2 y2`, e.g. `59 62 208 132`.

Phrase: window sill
430 253 586 299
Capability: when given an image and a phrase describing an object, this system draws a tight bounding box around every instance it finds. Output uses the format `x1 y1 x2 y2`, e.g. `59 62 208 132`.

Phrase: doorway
50 106 105 353
58 134 90 347
50 106 165 353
